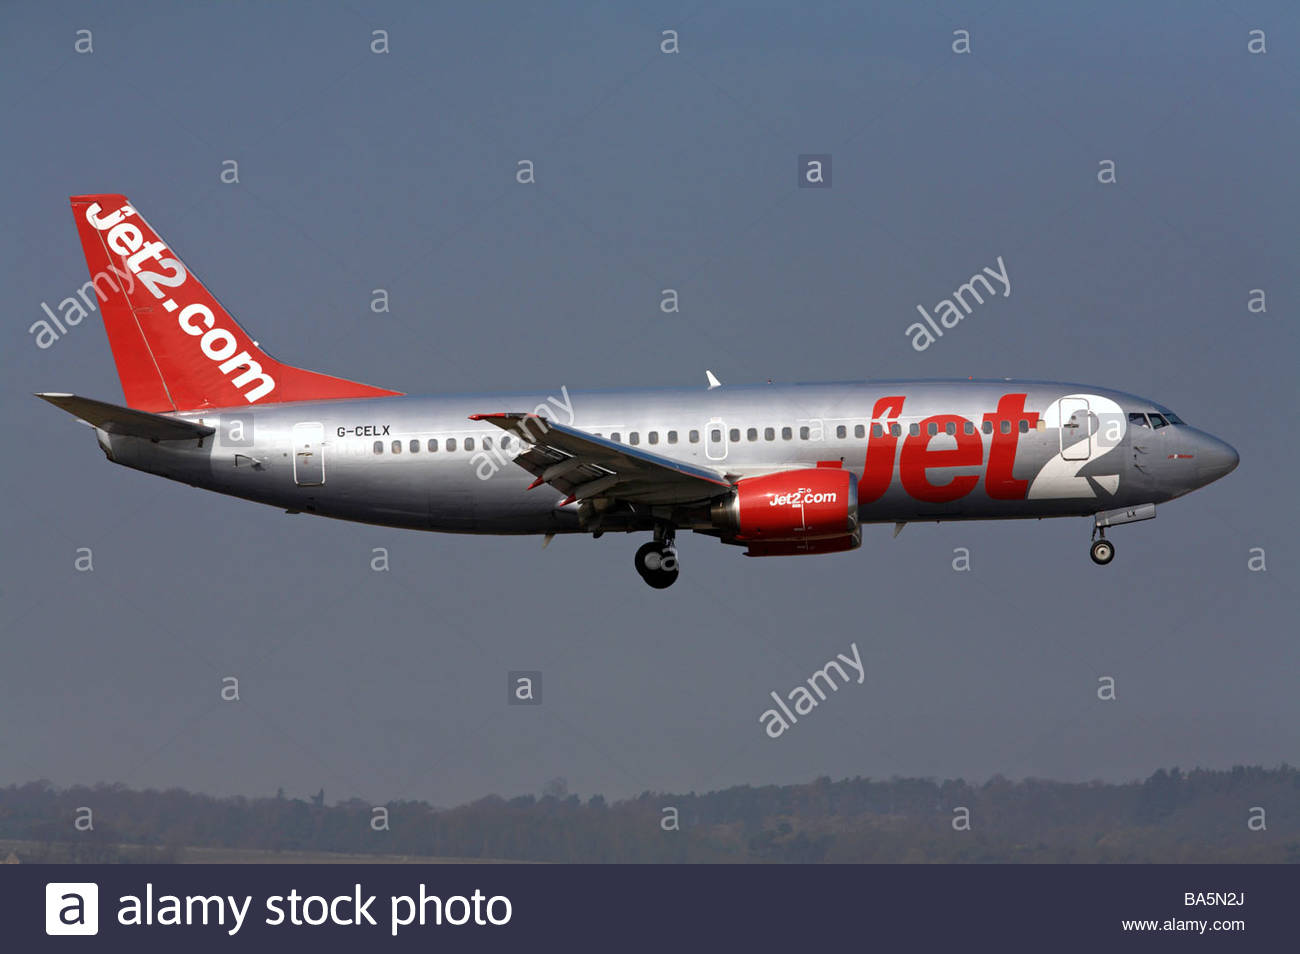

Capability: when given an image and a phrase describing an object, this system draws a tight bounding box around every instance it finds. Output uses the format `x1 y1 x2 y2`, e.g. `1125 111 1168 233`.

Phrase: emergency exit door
704 418 728 461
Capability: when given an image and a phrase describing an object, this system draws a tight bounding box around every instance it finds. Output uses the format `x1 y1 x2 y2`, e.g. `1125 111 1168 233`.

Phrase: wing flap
470 412 732 505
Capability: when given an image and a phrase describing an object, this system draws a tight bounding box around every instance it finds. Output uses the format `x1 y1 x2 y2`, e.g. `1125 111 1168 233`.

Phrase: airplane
38 193 1239 588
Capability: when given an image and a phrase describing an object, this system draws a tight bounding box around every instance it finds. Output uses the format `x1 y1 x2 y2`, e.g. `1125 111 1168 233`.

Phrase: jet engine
710 468 860 555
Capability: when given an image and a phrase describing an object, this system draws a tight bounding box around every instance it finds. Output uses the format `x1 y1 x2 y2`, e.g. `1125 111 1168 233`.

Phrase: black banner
6 863 1291 950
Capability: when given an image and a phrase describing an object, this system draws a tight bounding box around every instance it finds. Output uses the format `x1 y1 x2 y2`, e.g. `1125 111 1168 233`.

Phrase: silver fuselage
93 379 1239 536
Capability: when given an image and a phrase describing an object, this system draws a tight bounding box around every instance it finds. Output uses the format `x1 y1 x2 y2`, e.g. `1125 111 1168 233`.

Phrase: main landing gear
1089 526 1115 566
635 526 680 589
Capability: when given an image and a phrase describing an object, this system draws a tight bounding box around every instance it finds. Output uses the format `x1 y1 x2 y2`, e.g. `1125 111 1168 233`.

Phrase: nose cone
1196 432 1239 485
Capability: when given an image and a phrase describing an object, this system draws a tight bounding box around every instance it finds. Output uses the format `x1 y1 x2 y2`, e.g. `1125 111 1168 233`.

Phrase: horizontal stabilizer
36 392 214 441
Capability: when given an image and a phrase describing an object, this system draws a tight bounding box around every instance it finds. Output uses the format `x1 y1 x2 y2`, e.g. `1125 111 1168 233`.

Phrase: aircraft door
704 418 728 461
292 422 325 486
1059 397 1092 461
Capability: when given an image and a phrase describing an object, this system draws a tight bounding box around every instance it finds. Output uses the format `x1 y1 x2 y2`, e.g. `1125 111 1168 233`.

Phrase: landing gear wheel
635 541 680 589
1090 539 1115 565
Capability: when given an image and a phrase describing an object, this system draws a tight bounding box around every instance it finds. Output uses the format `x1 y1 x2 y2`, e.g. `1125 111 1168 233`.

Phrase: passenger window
799 426 810 440
764 427 775 441
502 436 511 448
373 440 383 454
427 438 438 452
890 423 902 437
855 424 866 439
1149 413 1169 429
781 427 792 440
1018 420 1029 433
667 430 678 444
730 428 740 442
465 437 474 451
710 428 721 443
836 425 846 439
446 438 457 452
1128 413 1150 428
871 423 883 438
410 439 419 453
483 437 493 450
689 430 699 443
611 432 620 443
747 427 758 441
982 421 993 435
1000 420 1011 435
630 432 640 445
649 431 659 445
945 421 956 436
963 421 974 435
927 422 938 436
909 423 919 436
392 440 402 454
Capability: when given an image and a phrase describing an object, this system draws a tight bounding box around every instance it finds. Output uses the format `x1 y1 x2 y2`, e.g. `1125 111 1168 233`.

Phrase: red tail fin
70 194 401 411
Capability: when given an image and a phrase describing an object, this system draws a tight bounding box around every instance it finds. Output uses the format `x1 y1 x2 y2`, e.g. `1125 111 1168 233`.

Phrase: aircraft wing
36 392 215 441
469 412 733 505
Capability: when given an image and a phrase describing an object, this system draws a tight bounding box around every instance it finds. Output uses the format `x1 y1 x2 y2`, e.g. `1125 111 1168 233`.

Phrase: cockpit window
1149 413 1169 429
1128 412 1150 428
1164 412 1185 425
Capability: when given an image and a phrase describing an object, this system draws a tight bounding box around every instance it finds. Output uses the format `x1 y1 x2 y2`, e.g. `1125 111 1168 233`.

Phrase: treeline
1 766 1297 863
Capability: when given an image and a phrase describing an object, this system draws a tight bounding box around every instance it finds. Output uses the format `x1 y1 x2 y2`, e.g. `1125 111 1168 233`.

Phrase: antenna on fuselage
705 370 722 390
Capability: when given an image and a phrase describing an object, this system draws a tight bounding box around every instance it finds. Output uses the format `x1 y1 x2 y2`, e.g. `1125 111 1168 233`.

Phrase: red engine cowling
712 468 859 547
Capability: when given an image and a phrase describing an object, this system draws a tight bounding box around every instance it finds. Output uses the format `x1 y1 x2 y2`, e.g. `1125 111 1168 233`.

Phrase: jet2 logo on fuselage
860 392 1124 504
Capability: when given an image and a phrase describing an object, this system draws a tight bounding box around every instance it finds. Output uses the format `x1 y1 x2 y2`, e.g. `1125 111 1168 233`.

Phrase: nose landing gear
1088 504 1157 565
1089 535 1115 565
635 526 680 588
1089 523 1115 565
